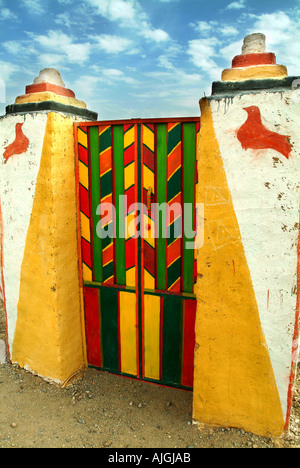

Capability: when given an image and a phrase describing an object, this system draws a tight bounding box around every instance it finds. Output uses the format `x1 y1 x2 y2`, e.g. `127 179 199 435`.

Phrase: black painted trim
212 76 300 95
6 100 98 120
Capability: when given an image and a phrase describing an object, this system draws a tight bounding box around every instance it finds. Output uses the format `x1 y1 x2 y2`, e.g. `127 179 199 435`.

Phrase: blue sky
0 0 300 119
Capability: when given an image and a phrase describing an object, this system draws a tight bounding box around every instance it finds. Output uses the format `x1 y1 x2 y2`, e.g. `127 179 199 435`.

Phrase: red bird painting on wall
3 123 30 163
237 106 292 160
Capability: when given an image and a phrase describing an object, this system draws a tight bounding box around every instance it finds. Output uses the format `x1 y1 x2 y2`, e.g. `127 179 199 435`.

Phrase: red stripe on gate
78 143 88 165
124 142 135 167
84 287 101 368
81 238 92 269
79 184 90 217
182 300 196 388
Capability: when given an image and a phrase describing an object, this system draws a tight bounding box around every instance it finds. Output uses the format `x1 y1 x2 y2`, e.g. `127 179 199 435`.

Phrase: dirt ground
0 300 299 449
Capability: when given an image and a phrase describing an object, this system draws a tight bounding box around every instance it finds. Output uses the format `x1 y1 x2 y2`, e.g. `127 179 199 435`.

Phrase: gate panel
76 118 200 390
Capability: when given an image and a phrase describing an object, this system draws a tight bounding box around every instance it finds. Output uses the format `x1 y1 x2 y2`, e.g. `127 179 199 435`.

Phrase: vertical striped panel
84 287 101 368
194 121 200 292
79 119 199 390
100 287 119 372
161 295 182 385
181 299 196 388
167 123 182 293
182 123 196 293
114 126 126 285
99 125 114 285
156 124 167 291
144 294 160 380
142 124 156 290
124 124 137 287
78 126 92 282
89 126 102 283
119 291 137 376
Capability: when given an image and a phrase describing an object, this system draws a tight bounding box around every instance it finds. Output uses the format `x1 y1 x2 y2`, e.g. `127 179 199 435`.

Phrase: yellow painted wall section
193 99 285 437
222 64 287 82
15 91 87 109
144 294 160 381
119 291 137 376
12 112 86 383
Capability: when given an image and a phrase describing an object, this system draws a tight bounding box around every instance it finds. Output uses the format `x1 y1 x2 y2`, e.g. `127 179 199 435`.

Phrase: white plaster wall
0 113 48 355
210 91 300 417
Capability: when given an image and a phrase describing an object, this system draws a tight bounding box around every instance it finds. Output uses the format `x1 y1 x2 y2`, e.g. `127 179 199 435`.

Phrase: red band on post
232 53 276 68
25 82 76 98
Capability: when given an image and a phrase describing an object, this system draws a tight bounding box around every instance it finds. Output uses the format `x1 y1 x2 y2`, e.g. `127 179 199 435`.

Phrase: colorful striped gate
75 118 200 390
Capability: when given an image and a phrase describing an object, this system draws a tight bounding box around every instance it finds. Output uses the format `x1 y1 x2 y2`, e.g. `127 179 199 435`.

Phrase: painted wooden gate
75 118 200 390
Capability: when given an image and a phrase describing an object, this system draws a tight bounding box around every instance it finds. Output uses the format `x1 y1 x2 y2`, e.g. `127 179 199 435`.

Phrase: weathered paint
12 113 86 383
212 91 300 418
0 69 96 383
232 53 276 68
236 106 292 159
193 34 300 437
15 91 87 109
3 123 30 162
222 64 288 82
0 113 48 356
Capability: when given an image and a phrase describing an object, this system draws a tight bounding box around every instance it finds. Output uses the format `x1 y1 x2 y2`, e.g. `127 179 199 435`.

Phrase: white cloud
55 12 73 28
86 0 137 22
219 25 239 37
63 43 92 63
22 0 45 15
102 68 137 84
93 34 134 54
140 23 169 42
3 41 22 55
86 0 169 44
0 8 18 21
191 21 218 36
0 61 20 81
221 39 243 62
249 10 300 75
157 43 182 70
38 53 66 67
191 20 238 39
226 0 246 10
187 38 222 80
30 30 92 64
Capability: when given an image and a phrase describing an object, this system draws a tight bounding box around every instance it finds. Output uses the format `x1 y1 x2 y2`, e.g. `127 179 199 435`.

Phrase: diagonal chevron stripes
167 122 182 292
124 124 137 287
78 119 200 391
99 125 114 284
142 124 155 290
78 126 93 282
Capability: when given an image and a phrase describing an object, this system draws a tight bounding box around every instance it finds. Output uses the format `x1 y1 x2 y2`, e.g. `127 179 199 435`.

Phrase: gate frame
74 117 200 389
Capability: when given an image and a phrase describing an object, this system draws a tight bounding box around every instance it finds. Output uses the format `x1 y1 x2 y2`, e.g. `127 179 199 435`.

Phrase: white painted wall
0 113 47 355
210 90 300 417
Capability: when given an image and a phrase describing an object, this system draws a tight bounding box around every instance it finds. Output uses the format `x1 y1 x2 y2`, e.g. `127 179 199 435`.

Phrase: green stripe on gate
161 295 182 386
89 126 103 283
113 126 126 286
100 288 119 372
182 123 196 293
156 124 167 291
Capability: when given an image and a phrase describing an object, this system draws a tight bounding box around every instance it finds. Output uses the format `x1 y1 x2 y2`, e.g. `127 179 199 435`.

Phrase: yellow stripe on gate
143 125 154 152
124 127 135 149
80 212 91 243
144 295 160 381
125 162 135 190
79 161 89 190
119 291 137 376
78 128 88 148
